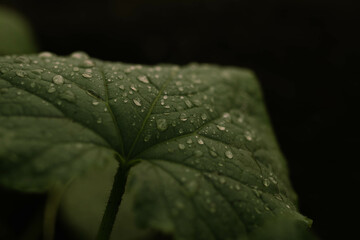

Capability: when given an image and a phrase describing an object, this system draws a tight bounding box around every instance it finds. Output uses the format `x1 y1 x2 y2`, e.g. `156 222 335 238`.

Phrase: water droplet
137 75 149 83
217 125 225 131
15 70 26 77
222 112 231 121
144 135 151 142
201 113 207 120
130 85 137 92
218 162 223 167
60 90 76 102
219 177 226 184
245 131 253 141
184 99 193 108
82 73 92 78
31 69 43 75
82 59 95 67
156 119 168 131
235 185 241 190
30 82 36 88
186 180 198 194
225 150 233 159
73 67 79 72
179 128 184 134
194 150 203 157
92 100 99 106
14 56 30 64
209 149 218 157
263 178 270 187
48 87 56 93
178 143 186 150
197 139 204 145
179 113 187 121
71 51 89 59
38 52 53 58
86 89 100 99
187 138 193 144
133 98 141 106
269 176 278 184
96 117 102 124
52 75 64 85
16 91 21 95
119 85 125 90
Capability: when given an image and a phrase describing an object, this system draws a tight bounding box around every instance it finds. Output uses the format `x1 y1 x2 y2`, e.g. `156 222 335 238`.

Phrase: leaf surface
0 53 311 239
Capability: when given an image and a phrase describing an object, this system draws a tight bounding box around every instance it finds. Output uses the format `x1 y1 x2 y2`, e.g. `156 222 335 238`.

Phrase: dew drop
137 75 149 83
209 150 218 157
144 135 151 142
194 150 203 157
31 69 43 75
14 56 30 64
30 82 36 88
133 98 141 106
60 90 76 102
156 119 168 131
96 117 102 124
219 177 226 184
235 185 241 190
245 131 253 141
82 73 92 78
179 113 188 121
201 113 207 120
269 176 278 184
184 99 193 108
86 89 100 99
48 87 56 93
179 128 184 134
71 51 89 59
38 52 53 58
217 125 226 131
52 75 64 85
82 59 95 67
197 139 204 145
263 178 270 187
15 70 25 77
178 143 186 150
187 138 193 144
73 67 79 72
130 85 137 91
225 150 233 159
92 100 99 106
119 85 125 90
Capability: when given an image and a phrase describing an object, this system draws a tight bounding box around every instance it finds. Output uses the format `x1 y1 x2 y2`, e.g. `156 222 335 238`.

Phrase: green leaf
0 52 311 239
0 6 38 55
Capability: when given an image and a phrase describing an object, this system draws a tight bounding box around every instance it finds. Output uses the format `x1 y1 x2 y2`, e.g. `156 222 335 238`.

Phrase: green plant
0 6 37 55
0 52 313 240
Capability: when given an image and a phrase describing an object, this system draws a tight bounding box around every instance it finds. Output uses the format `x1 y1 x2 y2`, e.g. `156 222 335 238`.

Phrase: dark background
1 0 359 239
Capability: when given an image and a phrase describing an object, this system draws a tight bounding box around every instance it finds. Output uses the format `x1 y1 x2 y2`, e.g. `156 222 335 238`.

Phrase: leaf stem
43 183 66 240
96 163 129 240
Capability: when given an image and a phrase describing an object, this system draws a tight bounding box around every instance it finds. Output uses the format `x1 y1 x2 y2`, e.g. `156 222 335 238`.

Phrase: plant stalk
96 164 129 240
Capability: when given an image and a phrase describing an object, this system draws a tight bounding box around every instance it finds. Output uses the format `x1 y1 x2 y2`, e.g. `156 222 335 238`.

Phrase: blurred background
0 0 359 239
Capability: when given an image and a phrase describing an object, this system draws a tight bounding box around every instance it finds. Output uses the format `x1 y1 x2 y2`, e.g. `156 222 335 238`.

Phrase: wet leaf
0 53 311 239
